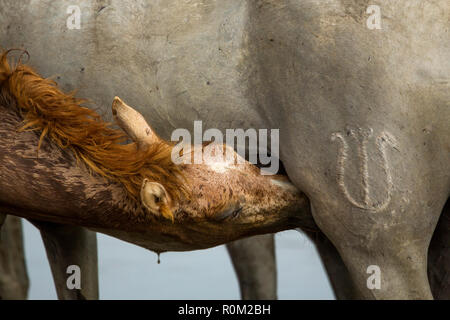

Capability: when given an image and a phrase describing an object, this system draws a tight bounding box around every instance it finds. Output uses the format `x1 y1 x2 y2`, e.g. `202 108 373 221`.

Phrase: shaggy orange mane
0 49 186 204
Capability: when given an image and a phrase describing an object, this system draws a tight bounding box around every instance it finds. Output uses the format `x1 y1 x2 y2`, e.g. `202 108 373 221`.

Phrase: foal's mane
0 50 185 204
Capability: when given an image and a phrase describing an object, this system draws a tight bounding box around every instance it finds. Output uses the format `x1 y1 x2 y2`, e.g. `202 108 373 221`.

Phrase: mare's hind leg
311 209 449 300
296 129 448 299
29 220 98 300
0 215 29 299
226 234 277 299
309 168 446 299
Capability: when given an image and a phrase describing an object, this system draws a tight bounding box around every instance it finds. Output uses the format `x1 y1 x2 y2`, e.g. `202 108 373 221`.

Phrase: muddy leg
226 234 277 299
0 215 29 299
29 220 98 300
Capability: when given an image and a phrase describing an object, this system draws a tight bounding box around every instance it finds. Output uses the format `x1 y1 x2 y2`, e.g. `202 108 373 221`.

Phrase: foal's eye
154 196 161 203
232 206 243 218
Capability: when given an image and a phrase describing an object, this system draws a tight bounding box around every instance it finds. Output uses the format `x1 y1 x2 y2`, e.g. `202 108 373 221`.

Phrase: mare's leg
306 230 358 299
29 220 99 300
0 215 29 299
226 234 277 299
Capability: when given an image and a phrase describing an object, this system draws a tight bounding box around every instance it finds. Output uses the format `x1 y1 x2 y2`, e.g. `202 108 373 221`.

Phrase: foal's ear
112 96 162 150
140 179 174 222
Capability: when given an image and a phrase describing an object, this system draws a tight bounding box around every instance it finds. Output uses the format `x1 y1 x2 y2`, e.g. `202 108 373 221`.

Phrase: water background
23 221 334 299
